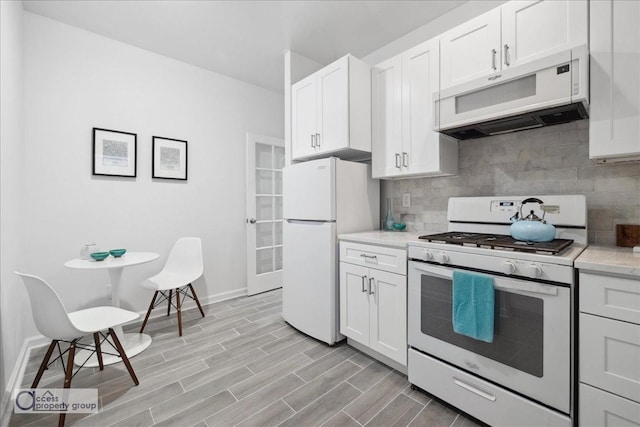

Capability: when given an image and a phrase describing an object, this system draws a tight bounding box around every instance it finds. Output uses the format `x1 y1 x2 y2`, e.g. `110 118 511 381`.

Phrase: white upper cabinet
440 0 587 90
291 55 371 162
589 0 640 162
440 9 501 90
372 39 457 179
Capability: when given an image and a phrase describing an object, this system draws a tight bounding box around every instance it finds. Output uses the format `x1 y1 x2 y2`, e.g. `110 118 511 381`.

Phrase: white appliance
282 157 379 345
407 195 587 427
435 45 589 140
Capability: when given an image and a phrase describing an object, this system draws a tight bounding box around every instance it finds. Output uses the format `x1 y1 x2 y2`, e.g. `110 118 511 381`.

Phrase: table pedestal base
75 333 152 367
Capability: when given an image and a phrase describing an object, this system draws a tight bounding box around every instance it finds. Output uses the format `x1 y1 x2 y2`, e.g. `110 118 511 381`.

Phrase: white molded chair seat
139 237 205 336
15 272 140 427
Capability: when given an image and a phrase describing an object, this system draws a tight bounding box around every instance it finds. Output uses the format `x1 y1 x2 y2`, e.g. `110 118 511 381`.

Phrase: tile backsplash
381 120 640 245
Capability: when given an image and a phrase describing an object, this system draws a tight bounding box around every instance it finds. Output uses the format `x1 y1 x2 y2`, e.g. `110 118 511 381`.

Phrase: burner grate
419 232 574 255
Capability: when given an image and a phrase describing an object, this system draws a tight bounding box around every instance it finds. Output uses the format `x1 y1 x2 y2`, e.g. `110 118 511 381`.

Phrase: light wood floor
9 288 482 427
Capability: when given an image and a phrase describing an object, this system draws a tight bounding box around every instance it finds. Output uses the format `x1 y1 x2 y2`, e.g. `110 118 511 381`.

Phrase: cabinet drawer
580 313 640 403
580 383 640 427
580 272 640 325
408 349 570 427
340 242 407 275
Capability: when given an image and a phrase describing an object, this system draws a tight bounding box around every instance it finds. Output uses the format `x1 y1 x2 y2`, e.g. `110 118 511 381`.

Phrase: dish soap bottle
384 198 395 231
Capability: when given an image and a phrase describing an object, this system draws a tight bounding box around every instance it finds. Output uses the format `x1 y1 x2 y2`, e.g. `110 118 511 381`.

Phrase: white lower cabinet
339 242 407 366
579 271 640 426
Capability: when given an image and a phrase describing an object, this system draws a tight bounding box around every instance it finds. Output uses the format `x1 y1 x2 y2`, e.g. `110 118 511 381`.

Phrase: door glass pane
256 248 273 274
256 196 273 221
256 222 273 248
274 246 283 271
256 170 273 195
274 221 283 245
274 171 283 195
420 275 544 377
256 143 272 168
274 146 285 169
274 196 283 220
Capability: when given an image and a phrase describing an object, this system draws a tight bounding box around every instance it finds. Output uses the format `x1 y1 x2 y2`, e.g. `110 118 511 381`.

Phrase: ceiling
23 0 465 93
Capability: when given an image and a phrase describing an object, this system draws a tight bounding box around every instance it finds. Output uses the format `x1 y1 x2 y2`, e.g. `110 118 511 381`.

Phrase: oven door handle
453 377 497 402
411 262 559 296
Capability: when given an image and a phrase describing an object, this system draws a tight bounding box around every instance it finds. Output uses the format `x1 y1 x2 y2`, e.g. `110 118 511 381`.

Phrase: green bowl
109 249 127 258
90 252 110 261
392 223 407 231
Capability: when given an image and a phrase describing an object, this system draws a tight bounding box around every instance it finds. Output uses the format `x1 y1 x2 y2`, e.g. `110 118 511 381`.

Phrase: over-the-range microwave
435 45 588 140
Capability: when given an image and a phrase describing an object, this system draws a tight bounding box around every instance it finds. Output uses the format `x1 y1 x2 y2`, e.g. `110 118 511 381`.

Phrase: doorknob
247 218 257 224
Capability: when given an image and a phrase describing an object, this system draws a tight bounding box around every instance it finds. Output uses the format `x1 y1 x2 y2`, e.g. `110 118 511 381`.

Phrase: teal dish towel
452 270 495 343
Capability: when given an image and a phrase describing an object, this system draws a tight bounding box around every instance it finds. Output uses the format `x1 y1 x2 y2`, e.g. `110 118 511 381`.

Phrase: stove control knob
421 250 433 261
501 261 516 275
435 253 450 264
526 264 542 278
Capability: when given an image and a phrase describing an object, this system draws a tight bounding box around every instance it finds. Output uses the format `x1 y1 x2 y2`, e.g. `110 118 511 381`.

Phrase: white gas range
407 195 587 427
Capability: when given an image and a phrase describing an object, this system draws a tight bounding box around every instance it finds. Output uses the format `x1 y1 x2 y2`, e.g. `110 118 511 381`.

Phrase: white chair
139 237 205 336
15 272 140 427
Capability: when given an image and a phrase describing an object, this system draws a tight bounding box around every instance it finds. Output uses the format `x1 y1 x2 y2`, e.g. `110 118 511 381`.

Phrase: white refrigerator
282 157 379 345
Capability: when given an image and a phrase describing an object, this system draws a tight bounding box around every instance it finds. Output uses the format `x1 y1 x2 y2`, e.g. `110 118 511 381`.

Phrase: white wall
21 13 284 317
0 0 30 403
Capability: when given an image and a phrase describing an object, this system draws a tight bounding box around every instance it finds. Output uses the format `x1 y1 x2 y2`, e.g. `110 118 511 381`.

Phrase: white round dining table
64 251 159 366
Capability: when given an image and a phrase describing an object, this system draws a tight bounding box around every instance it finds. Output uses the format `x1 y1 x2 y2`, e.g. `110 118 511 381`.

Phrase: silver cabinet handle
315 133 320 148
368 277 375 295
491 49 497 70
504 44 510 67
402 152 408 167
395 153 401 168
360 254 377 260
361 275 367 293
311 134 315 148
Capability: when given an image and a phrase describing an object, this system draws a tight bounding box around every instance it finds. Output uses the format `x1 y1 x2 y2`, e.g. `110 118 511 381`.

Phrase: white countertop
575 245 640 277
338 230 424 249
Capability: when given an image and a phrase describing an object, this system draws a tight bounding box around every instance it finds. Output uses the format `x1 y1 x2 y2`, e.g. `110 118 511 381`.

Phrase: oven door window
421 275 543 377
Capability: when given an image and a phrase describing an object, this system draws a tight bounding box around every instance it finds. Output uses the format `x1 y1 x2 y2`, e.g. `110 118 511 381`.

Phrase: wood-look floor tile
278 382 361 427
186 318 249 340
283 360 362 412
246 337 316 373
162 330 235 361
204 374 304 426
347 361 391 392
153 390 236 427
407 399 459 427
259 331 307 354
451 413 484 427
109 409 154 427
344 370 408 425
152 367 252 422
295 345 357 382
402 385 432 405
364 393 424 427
184 348 266 391
220 321 285 349
349 352 375 368
321 410 362 427
302 342 336 360
234 400 294 427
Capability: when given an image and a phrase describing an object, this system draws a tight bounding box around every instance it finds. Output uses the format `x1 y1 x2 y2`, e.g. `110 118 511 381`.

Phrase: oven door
408 260 570 413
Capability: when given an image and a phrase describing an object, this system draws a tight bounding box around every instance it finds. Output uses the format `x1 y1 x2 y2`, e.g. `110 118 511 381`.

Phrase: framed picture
92 128 137 177
152 136 188 180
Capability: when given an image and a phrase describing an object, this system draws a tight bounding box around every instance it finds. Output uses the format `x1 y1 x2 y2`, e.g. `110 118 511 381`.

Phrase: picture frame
92 127 137 177
152 136 188 180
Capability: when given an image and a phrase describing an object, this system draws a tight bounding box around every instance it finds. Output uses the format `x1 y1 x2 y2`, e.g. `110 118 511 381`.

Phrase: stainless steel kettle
509 198 556 242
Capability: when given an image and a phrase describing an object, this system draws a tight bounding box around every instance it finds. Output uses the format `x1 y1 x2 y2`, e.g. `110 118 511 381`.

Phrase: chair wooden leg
93 333 104 371
167 290 173 316
31 340 57 388
189 284 205 318
108 328 139 386
58 341 76 427
176 288 183 336
140 291 158 333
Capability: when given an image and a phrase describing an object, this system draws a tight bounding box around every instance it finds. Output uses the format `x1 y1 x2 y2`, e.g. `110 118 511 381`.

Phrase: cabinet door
440 8 501 90
339 262 370 346
371 55 403 178
501 0 587 70
291 73 317 159
580 383 640 427
589 0 640 160
317 56 349 154
402 39 441 176
369 270 407 365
